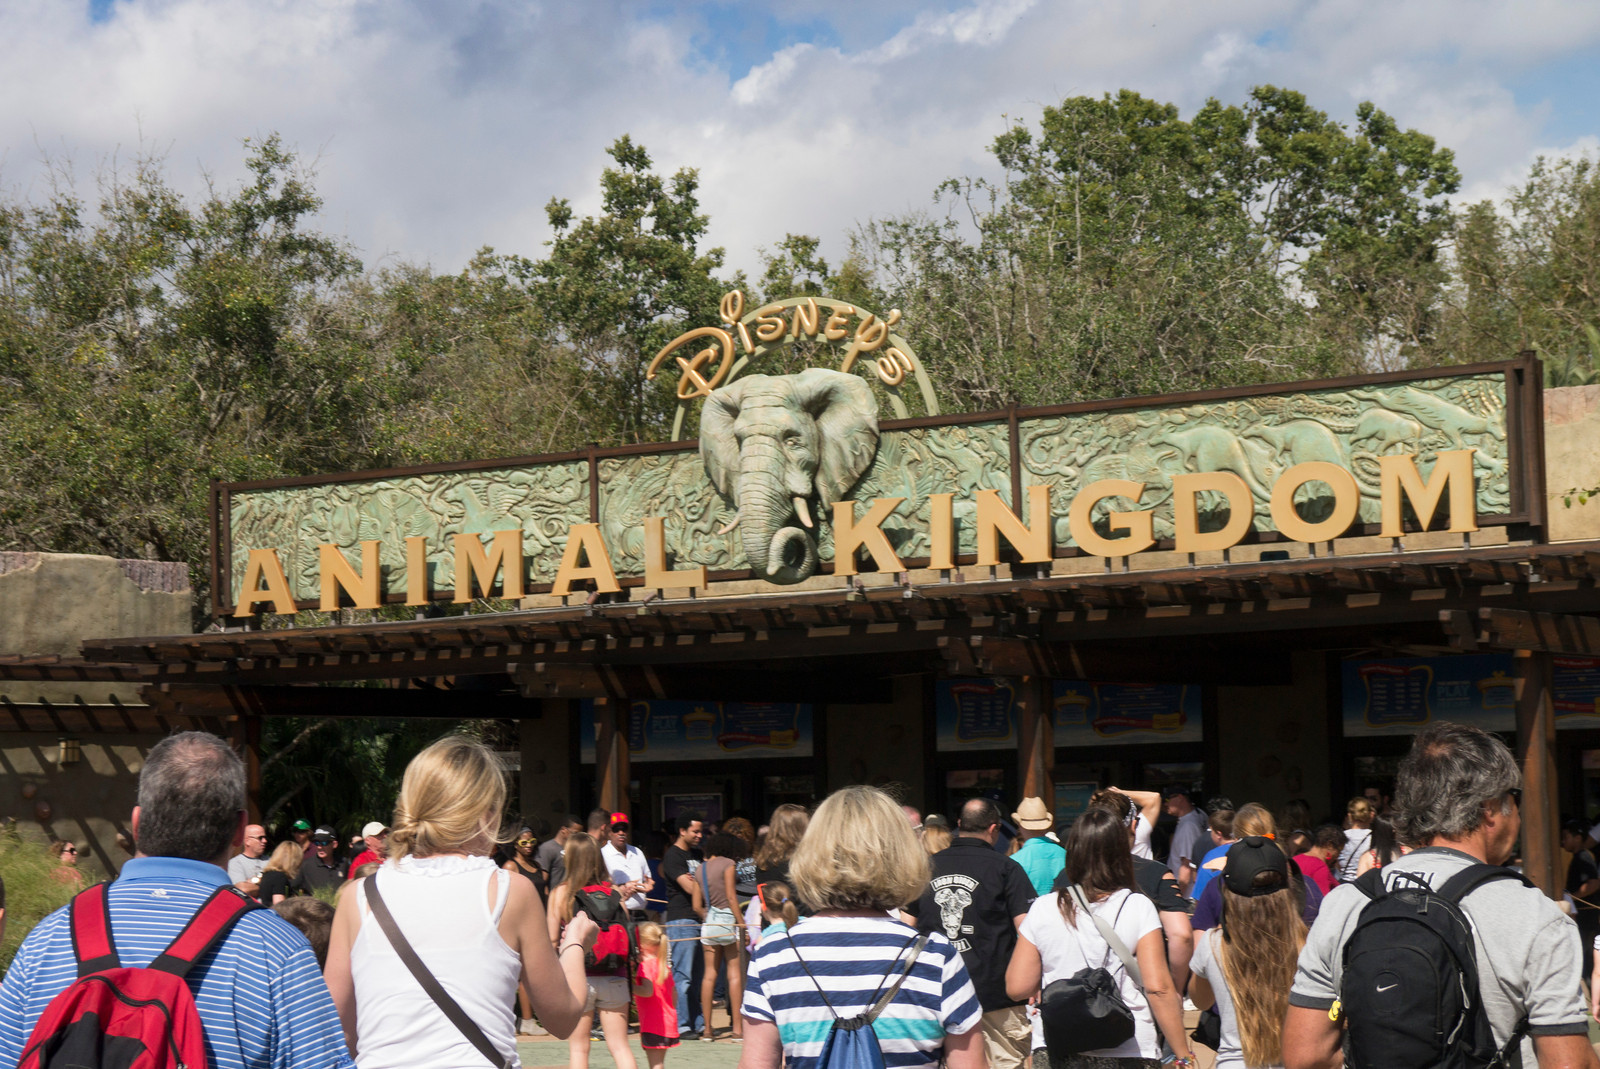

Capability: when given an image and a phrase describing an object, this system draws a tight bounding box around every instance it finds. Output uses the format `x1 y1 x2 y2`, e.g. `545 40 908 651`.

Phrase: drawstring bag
1039 886 1142 1056
785 930 930 1069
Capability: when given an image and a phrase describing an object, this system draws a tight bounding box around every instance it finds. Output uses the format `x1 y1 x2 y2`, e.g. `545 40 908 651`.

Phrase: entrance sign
218 361 1534 613
1053 682 1203 746
578 700 814 763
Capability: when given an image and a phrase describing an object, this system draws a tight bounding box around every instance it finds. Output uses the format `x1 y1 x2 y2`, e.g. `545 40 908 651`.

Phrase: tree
535 136 731 443
854 87 1459 410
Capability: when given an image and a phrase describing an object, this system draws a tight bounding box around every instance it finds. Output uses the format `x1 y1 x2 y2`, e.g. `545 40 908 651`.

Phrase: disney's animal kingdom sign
217 354 1542 616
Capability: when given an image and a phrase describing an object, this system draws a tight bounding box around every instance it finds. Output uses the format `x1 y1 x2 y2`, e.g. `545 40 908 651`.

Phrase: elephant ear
700 376 752 501
791 368 880 506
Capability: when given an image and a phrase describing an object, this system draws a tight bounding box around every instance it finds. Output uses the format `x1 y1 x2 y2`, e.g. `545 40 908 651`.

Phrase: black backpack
1340 864 1530 1069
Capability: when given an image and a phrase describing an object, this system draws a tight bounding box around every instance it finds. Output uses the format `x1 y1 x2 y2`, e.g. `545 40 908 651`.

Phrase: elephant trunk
737 439 817 584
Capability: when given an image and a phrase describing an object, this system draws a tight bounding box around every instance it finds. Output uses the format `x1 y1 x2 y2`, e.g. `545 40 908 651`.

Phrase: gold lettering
644 516 706 591
791 297 820 339
975 486 1051 566
1067 480 1155 557
319 540 382 610
823 305 854 341
1171 472 1254 553
646 327 734 399
736 320 754 353
753 305 787 343
1270 462 1361 543
234 548 296 616
719 290 745 323
1379 450 1478 537
831 498 906 576
927 493 956 570
405 536 430 605
551 523 621 597
453 529 524 603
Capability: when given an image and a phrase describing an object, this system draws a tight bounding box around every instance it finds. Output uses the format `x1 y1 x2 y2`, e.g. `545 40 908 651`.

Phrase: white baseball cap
361 821 389 838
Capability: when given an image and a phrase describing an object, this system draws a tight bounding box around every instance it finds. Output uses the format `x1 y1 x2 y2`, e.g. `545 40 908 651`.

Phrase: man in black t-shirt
659 810 705 1038
906 798 1035 1069
298 827 344 894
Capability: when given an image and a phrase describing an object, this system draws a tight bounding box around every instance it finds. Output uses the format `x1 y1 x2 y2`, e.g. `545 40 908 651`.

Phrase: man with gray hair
1283 721 1594 1069
0 732 354 1068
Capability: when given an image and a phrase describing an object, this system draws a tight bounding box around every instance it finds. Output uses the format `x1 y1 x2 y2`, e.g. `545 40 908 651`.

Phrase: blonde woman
258 841 304 905
738 786 985 1069
1338 797 1375 882
326 735 598 1068
1188 837 1307 1069
547 833 637 1069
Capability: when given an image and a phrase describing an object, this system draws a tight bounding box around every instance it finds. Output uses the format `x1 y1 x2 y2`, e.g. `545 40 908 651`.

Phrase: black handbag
1038 886 1142 1057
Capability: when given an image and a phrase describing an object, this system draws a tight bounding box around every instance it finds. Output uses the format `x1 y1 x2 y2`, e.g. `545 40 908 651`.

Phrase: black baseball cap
1222 835 1290 897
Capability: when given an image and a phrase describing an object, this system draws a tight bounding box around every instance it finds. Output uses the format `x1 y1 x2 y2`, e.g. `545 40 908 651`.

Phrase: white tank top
351 855 520 1069
1132 813 1154 860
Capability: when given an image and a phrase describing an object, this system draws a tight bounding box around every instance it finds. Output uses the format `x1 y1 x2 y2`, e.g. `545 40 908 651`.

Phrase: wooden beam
1515 651 1560 900
1016 676 1053 809
1475 608 1600 655
142 684 542 719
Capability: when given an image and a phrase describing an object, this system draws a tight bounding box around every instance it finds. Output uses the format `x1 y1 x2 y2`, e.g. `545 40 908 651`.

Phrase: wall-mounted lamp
58 736 82 766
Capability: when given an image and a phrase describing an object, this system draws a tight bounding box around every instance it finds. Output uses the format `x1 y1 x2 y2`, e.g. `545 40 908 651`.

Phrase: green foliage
0 825 78 973
536 136 732 444
854 86 1459 410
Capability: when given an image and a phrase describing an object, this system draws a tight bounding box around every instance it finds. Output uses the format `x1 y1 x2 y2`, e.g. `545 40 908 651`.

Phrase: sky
4 0 1600 279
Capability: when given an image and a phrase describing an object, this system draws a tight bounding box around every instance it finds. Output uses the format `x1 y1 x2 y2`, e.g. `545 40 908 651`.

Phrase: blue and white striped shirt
0 856 354 1069
742 914 981 1069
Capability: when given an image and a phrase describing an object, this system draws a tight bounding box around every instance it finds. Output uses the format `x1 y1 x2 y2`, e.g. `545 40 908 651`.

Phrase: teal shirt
1013 835 1066 895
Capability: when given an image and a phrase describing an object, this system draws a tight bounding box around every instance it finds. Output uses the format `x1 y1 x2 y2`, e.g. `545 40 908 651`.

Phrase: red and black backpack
574 882 635 974
20 881 260 1069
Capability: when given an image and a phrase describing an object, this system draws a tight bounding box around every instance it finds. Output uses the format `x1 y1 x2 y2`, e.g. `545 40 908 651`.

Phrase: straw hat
1012 797 1054 831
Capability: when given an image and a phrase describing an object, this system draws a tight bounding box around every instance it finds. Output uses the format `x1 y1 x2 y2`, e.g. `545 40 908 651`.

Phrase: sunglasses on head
312 837 332 845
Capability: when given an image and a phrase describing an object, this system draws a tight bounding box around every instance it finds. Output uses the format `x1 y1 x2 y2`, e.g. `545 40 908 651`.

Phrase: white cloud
1 0 1598 281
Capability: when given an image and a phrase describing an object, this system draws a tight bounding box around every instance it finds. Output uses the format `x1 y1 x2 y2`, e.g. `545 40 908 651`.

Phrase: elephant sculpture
700 368 880 584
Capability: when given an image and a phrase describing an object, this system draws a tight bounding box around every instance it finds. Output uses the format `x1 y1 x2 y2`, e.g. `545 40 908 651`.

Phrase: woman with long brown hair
547 833 636 1069
1006 806 1195 1069
752 803 808 886
1188 836 1307 1069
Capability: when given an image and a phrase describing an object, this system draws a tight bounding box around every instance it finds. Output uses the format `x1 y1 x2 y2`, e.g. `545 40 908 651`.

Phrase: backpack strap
1435 864 1533 905
864 935 930 1025
1067 885 1142 988
149 886 262 979
1350 866 1384 900
70 882 119 977
783 929 925 1024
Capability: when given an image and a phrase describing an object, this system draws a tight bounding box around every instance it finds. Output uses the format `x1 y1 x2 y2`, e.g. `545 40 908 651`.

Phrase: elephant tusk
716 510 742 535
793 496 814 529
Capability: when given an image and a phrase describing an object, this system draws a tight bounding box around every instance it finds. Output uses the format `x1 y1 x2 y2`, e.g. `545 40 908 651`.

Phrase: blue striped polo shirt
742 914 982 1069
0 856 354 1069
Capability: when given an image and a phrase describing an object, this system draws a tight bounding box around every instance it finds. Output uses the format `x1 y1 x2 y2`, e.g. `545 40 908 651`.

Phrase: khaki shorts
585 975 630 1014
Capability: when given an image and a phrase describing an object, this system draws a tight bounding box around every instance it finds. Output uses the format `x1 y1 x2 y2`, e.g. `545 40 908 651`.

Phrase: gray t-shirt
1191 929 1255 1069
536 838 565 887
1168 809 1208 880
1290 846 1588 1063
227 852 266 884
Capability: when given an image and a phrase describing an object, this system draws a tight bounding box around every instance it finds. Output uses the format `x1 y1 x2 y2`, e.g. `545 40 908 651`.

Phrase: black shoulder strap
365 874 514 1069
149 886 261 979
784 930 926 1024
1436 864 1533 905
1351 867 1385 900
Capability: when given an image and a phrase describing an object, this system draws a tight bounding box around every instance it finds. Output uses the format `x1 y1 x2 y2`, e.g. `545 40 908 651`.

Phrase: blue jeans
666 917 704 1034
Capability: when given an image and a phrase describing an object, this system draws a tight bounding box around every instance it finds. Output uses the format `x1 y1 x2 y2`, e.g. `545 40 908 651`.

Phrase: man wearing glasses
228 823 270 895
1284 722 1592 1069
601 812 654 923
301 827 344 893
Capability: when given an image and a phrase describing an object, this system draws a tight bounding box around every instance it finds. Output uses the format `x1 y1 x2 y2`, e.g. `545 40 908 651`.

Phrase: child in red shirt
634 923 678 1065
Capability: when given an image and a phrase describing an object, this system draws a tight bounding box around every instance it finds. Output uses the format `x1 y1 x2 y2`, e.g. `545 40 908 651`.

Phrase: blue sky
6 0 1600 276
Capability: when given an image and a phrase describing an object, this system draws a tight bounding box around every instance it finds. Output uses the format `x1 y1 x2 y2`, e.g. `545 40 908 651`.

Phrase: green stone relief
595 421 1013 576
229 461 589 601
1021 372 1511 546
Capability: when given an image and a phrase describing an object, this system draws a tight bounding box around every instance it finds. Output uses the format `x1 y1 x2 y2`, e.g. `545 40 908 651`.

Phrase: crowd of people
1 720 1597 1069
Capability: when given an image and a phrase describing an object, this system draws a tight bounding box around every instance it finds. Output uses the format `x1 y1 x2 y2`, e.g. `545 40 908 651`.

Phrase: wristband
559 942 584 957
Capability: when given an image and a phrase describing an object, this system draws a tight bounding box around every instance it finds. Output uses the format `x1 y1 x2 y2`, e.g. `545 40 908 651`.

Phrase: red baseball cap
609 812 630 826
